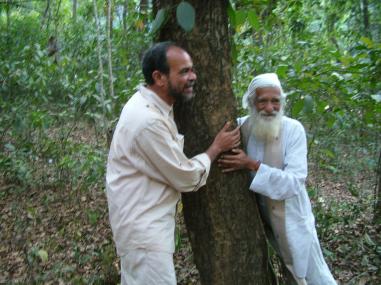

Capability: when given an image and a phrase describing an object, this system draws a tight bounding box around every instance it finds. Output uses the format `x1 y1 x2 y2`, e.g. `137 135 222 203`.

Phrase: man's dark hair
142 41 179 85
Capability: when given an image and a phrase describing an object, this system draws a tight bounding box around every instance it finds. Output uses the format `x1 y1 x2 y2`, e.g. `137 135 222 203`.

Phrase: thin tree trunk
93 0 107 131
374 150 381 224
362 0 370 37
6 0 11 98
54 0 63 25
106 0 114 100
41 0 51 28
156 0 271 284
73 0 77 23
107 0 114 39
122 0 128 32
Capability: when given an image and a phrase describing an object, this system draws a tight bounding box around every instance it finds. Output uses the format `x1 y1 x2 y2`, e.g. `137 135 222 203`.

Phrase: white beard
250 108 283 142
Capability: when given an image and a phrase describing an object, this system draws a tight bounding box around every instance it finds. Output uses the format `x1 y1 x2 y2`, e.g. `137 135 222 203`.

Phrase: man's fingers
233 141 241 148
229 126 241 136
219 155 236 160
222 121 231 131
230 134 240 144
232 125 240 133
222 168 236 173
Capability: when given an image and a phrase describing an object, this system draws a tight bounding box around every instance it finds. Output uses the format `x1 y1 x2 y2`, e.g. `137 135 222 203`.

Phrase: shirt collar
138 84 173 118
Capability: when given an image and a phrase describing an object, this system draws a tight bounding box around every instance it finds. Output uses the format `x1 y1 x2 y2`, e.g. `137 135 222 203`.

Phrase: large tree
155 1 272 284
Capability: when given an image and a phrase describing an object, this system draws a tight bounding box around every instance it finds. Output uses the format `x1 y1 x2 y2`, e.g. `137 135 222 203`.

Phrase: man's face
253 87 282 119
250 86 283 142
165 47 197 101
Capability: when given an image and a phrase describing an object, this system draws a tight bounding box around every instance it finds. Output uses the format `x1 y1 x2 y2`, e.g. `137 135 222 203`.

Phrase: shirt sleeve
249 122 308 200
132 120 211 193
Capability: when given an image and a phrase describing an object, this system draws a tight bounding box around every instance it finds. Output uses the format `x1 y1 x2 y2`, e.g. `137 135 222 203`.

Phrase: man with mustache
106 42 240 285
219 73 336 284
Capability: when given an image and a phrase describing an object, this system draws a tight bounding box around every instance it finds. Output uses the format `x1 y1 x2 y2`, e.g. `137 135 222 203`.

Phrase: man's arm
133 120 240 193
250 123 307 200
218 122 307 200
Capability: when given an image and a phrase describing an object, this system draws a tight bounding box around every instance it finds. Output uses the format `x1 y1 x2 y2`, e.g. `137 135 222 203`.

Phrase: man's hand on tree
206 121 240 161
218 149 261 173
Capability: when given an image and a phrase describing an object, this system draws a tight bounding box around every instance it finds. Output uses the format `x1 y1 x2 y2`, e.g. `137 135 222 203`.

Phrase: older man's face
253 87 281 118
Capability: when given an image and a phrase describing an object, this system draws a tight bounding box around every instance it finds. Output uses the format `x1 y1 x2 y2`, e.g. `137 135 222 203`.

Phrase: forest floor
0 139 380 284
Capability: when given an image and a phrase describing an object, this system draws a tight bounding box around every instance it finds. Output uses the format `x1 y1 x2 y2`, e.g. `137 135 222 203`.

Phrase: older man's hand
218 149 261 173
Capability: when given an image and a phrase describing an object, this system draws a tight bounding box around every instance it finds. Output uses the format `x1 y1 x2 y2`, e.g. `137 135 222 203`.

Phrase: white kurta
238 115 336 284
106 85 211 257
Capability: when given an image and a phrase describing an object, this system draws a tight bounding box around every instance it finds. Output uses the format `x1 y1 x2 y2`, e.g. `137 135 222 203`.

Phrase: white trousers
304 236 337 285
120 249 176 285
283 235 336 285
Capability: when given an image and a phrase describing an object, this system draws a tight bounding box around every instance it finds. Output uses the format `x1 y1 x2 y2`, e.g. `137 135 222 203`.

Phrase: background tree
0 0 379 283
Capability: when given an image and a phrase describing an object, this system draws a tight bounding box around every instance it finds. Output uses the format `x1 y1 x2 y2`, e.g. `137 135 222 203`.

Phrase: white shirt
239 115 316 278
106 85 211 256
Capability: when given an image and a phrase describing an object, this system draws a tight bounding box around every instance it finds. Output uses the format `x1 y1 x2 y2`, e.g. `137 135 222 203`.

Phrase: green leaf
276 65 288 78
303 95 313 113
38 249 48 263
360 37 373 48
227 3 236 27
235 10 246 28
322 148 335 159
331 72 344 81
150 8 167 34
364 233 376 247
247 10 260 30
291 99 304 117
176 1 195 32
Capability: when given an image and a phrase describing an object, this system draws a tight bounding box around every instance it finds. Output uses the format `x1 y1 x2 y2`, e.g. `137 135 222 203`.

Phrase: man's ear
152 70 167 87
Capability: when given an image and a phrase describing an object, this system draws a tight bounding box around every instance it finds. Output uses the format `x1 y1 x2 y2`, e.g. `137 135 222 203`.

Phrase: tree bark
156 1 271 284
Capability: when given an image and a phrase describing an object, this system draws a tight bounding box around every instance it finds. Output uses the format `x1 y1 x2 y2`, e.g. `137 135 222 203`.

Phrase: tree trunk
6 1 11 98
106 0 114 39
362 0 370 38
122 0 128 32
156 1 271 284
93 0 107 133
41 0 51 28
106 0 114 101
72 0 77 23
374 150 381 224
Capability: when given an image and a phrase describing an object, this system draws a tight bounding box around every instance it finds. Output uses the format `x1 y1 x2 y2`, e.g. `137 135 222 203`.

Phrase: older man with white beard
218 73 336 285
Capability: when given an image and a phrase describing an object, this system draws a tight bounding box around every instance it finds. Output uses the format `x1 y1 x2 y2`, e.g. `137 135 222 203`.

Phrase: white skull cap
242 73 285 109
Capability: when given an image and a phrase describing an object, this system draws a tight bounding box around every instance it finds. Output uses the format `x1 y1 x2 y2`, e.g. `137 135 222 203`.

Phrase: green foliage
231 0 380 183
0 0 151 191
151 1 196 34
0 0 380 283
